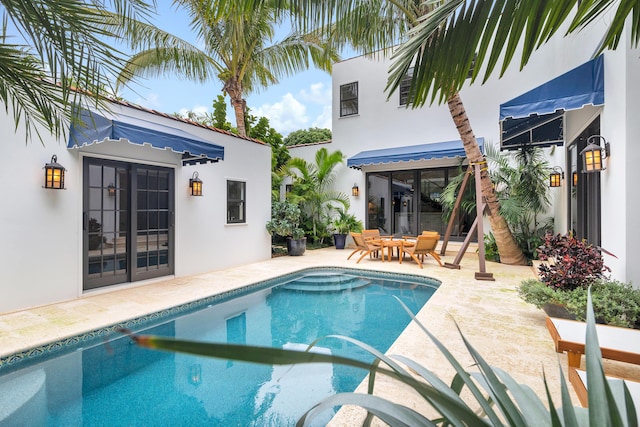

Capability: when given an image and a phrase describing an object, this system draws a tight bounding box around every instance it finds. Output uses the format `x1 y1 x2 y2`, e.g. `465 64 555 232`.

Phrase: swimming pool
0 267 439 426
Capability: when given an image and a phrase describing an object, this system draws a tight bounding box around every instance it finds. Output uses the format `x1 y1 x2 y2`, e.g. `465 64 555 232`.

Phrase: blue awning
499 55 604 120
347 138 482 169
68 109 224 164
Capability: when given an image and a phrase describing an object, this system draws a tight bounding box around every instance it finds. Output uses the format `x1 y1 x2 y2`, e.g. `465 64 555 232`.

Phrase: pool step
282 274 371 292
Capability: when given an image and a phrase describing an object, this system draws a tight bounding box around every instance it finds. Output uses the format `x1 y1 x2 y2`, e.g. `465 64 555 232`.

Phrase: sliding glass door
83 158 174 290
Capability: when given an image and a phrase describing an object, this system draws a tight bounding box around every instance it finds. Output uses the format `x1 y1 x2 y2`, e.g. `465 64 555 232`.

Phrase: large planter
542 303 576 320
333 233 347 249
287 237 306 256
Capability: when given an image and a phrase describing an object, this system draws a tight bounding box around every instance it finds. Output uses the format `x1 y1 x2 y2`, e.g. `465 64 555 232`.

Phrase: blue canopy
68 109 224 164
499 55 604 120
347 138 482 169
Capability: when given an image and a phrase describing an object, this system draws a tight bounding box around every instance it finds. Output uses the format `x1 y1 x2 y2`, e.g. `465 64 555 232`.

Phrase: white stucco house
290 18 640 286
1 99 272 313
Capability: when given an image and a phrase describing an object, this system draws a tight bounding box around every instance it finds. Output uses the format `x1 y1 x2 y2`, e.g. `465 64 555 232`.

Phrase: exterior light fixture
44 155 66 189
107 183 116 197
580 135 610 173
549 166 564 187
573 171 578 187
189 171 203 196
351 183 359 197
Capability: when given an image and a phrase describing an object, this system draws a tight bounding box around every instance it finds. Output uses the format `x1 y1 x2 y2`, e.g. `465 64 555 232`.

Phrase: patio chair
400 233 443 268
347 232 383 263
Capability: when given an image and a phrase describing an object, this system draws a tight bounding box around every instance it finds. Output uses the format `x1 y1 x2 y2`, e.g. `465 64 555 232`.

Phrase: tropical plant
125 289 637 425
114 0 338 136
328 206 363 234
1 0 153 141
266 200 305 239
519 279 640 329
537 232 611 291
283 148 349 243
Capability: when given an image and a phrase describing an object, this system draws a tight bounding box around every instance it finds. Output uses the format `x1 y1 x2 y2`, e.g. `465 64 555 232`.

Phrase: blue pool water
0 268 439 426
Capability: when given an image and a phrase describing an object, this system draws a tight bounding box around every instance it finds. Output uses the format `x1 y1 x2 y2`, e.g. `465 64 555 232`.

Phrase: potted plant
329 207 363 249
266 200 306 256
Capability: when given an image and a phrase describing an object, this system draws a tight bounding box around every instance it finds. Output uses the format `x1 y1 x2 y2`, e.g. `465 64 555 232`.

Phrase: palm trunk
224 78 247 137
447 93 528 265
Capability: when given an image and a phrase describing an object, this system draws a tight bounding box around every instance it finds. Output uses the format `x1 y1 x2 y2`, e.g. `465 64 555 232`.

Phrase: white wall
0 102 272 313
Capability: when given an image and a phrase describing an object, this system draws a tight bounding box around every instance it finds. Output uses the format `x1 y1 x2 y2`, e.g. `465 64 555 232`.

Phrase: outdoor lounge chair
546 317 640 368
400 233 443 268
569 367 640 409
347 232 383 263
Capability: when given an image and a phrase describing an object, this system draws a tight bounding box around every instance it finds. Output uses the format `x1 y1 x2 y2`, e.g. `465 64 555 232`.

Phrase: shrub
537 232 610 290
483 232 500 262
518 279 640 328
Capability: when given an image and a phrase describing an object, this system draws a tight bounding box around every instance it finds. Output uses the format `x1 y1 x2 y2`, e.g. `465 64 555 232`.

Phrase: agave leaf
296 392 436 427
491 366 550 423
556 364 579 427
542 370 563 427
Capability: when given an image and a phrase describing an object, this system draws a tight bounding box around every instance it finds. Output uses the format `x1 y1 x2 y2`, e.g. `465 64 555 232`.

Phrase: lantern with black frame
549 166 564 188
189 171 203 196
44 155 66 189
580 135 610 173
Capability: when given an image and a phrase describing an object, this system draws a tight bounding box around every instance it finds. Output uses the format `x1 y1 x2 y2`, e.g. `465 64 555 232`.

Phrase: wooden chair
401 233 443 268
347 232 383 263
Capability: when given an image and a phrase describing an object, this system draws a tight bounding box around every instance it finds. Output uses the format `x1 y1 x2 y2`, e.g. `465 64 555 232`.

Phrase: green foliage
328 207 363 234
483 232 500 262
283 127 332 146
127 288 637 425
518 279 640 329
442 146 554 261
211 95 232 131
266 200 304 239
283 148 348 243
537 232 610 291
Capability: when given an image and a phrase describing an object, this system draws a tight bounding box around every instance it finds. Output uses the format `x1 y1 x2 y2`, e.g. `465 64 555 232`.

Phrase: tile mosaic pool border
0 266 440 372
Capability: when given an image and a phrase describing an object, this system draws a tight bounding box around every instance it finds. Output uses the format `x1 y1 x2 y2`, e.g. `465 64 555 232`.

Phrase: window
399 68 414 106
227 180 246 224
500 111 564 150
340 82 358 117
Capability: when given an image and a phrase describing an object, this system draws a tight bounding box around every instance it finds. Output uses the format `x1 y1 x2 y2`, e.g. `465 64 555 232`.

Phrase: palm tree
115 0 339 137
1 0 153 141
284 148 349 243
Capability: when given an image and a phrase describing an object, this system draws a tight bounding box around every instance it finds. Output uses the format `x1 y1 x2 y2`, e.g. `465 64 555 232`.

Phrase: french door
83 158 174 290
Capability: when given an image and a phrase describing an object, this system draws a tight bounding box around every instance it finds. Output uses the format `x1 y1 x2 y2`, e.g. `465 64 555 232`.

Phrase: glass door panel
391 171 416 236
419 170 446 234
366 173 390 234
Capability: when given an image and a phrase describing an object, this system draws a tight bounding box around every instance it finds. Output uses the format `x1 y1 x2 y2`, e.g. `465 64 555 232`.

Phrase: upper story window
227 180 246 224
399 68 414 106
340 82 358 117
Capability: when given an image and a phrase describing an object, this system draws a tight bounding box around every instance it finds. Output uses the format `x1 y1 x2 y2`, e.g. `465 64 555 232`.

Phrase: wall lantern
580 135 610 173
189 172 203 196
573 171 578 187
44 155 66 189
351 183 359 197
549 166 564 188
107 183 116 197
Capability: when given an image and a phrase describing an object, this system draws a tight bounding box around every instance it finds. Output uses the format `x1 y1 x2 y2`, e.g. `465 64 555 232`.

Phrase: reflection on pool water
0 268 439 426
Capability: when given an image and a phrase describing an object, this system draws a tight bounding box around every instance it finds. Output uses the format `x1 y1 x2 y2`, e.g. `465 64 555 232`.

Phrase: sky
116 3 342 136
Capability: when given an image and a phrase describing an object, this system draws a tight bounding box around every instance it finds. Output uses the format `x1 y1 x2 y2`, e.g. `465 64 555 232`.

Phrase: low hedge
518 279 640 329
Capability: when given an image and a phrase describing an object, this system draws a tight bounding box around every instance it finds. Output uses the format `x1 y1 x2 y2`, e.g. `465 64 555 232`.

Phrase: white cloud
135 92 162 109
312 104 332 130
299 82 331 105
177 104 210 117
255 93 309 135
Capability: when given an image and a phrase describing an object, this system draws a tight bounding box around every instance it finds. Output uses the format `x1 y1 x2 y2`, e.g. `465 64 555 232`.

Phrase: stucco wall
0 102 272 313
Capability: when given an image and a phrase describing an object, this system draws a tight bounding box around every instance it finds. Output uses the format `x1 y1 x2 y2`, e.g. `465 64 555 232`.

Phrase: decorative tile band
0 267 440 372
